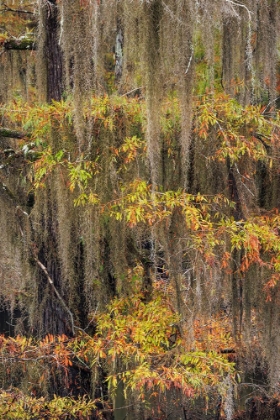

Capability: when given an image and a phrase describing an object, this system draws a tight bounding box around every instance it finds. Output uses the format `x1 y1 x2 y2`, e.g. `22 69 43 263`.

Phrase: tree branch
3 36 36 50
0 127 30 139
1 3 34 15
33 256 75 337
13 206 76 337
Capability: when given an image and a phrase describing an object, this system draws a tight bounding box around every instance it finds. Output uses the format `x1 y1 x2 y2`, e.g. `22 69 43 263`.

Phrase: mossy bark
3 37 35 50
0 127 29 139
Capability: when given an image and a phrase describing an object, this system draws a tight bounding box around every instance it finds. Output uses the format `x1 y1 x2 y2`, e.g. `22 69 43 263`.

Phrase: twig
239 382 270 398
84 304 99 331
121 87 142 97
261 97 280 115
234 163 254 197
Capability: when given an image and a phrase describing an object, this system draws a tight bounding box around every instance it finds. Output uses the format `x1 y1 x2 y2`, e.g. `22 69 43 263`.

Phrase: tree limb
0 127 30 139
33 256 75 337
3 36 36 50
13 206 76 337
1 3 34 15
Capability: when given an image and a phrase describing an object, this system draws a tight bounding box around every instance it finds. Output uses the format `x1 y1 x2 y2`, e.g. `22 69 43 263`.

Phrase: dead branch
0 127 30 139
1 3 34 15
33 256 75 337
13 206 76 337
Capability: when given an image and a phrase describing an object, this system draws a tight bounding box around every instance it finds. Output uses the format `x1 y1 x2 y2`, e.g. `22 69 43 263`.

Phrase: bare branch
1 3 34 15
121 87 142 97
33 256 75 336
13 206 76 337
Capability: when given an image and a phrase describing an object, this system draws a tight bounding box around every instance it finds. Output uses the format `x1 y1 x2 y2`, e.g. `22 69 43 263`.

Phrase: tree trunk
38 0 63 102
45 1 63 102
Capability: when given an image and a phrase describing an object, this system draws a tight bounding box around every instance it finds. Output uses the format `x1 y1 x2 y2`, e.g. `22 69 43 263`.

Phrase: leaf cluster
73 288 235 401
